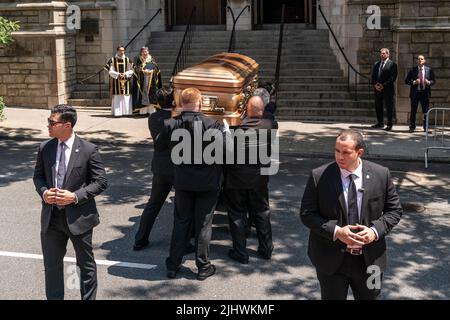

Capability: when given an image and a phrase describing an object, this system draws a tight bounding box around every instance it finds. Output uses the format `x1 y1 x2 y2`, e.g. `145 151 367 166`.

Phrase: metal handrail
318 5 371 101
273 3 285 102
227 5 250 52
171 6 196 77
78 8 162 97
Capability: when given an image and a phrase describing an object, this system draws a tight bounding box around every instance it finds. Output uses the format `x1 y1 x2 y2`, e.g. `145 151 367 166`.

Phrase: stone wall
70 0 116 84
0 1 77 109
394 0 450 124
114 0 165 59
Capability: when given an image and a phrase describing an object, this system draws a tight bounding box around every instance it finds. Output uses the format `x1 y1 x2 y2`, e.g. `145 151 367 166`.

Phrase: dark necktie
347 174 359 225
56 142 66 189
378 61 385 79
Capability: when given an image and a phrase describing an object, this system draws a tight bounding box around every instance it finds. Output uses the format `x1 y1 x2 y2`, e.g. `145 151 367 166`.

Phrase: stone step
67 98 111 106
149 35 329 44
150 29 327 37
267 69 342 77
275 115 375 123
151 41 332 50
279 83 372 91
70 91 115 99
74 83 109 91
156 61 341 71
276 99 374 108
276 107 376 117
277 75 346 83
155 55 338 64
279 91 372 100
74 106 111 113
170 25 227 31
157 68 344 81
151 48 334 56
261 23 316 30
150 33 329 41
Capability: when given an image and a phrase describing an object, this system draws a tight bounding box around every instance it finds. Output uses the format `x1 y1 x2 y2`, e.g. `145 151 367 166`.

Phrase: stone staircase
69 24 375 122
69 83 110 113
273 28 374 122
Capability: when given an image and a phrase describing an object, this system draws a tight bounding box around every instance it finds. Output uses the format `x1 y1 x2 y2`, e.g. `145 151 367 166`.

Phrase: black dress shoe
257 249 272 260
228 249 249 264
133 241 149 251
384 126 392 131
197 264 216 281
371 123 384 128
166 268 179 279
408 128 415 133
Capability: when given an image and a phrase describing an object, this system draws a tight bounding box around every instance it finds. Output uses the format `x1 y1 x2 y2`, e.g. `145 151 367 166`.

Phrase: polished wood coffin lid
172 52 259 92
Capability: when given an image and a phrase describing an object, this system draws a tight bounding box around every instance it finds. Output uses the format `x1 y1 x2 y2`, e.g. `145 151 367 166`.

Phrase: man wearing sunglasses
33 104 108 300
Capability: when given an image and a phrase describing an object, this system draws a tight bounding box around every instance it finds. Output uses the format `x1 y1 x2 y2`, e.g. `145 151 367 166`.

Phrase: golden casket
172 52 259 125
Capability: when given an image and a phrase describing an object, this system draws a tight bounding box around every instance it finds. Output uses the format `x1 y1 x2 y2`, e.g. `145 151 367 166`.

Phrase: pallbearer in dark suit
224 96 278 264
157 88 225 280
133 88 174 251
371 48 398 131
300 130 402 300
405 55 436 132
33 105 108 300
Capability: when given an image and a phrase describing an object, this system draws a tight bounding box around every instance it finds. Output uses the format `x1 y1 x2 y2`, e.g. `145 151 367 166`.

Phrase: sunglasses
47 118 66 126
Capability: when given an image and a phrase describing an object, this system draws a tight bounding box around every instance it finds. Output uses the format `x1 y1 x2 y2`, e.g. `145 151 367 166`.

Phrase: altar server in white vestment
104 46 134 117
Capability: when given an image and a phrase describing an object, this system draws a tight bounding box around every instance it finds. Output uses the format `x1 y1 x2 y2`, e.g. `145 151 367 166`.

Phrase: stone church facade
0 0 449 124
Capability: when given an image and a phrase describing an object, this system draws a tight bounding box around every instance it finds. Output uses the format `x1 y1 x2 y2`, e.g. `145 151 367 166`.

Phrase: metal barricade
425 107 450 168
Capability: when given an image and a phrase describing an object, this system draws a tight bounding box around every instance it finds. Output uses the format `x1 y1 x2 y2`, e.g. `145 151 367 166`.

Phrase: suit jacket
33 135 108 235
300 160 402 275
371 59 398 94
225 117 278 189
155 111 224 191
404 65 435 99
149 108 174 180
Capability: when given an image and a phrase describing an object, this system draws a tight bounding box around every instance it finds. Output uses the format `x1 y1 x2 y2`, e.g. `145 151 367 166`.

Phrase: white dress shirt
43 133 78 204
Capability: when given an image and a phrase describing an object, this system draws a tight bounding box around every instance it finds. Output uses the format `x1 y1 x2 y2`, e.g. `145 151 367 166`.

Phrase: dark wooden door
261 0 315 24
175 0 224 25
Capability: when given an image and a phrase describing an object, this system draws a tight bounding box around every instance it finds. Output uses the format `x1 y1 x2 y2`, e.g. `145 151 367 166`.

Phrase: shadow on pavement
1 127 449 299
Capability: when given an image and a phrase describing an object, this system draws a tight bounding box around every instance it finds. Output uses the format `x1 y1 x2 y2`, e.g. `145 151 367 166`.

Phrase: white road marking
0 251 157 270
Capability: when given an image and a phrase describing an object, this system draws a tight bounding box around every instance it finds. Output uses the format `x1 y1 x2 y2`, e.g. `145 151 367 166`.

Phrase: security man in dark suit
224 96 278 264
300 129 402 300
371 48 398 131
33 104 108 300
157 87 225 280
405 54 436 133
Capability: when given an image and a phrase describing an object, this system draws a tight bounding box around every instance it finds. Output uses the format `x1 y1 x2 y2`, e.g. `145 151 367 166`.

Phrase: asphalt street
0 133 449 300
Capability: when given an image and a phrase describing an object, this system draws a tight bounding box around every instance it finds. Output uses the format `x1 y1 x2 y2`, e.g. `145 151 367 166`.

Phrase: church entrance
168 0 226 25
254 0 316 25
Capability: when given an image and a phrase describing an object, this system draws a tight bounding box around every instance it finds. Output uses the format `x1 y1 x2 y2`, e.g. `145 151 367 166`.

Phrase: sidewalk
1 107 449 164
